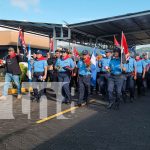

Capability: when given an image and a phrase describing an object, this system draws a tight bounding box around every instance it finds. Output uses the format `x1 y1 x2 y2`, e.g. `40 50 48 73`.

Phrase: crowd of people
0 47 150 110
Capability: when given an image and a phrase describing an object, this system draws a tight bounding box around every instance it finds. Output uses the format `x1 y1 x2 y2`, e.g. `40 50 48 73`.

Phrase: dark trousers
108 75 124 103
33 72 45 100
147 73 150 89
122 74 135 98
70 75 78 91
45 70 54 93
136 73 145 95
98 73 110 96
78 75 91 104
96 73 101 92
53 71 58 82
46 70 54 82
58 72 71 102
97 73 101 93
91 73 101 94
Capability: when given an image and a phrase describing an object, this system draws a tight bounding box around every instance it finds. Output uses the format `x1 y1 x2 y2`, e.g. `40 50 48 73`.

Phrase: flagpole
49 35 51 53
114 33 123 67
17 27 20 54
69 39 71 52
121 31 123 67
73 41 76 63
17 38 19 54
28 44 32 82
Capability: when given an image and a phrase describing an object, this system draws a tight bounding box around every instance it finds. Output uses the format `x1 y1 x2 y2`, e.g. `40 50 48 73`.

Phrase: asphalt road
0 90 150 150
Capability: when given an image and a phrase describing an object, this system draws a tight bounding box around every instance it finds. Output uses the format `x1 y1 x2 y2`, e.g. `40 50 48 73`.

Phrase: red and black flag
18 28 27 54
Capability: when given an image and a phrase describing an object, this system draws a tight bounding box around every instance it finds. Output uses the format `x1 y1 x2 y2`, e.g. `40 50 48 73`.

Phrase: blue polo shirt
55 57 75 72
136 60 145 73
99 57 111 72
77 60 91 75
109 58 122 75
143 59 150 67
123 57 136 73
33 60 48 73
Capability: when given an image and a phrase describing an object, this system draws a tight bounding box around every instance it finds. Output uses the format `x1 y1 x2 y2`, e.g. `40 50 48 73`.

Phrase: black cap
55 50 60 53
36 50 43 55
82 50 88 55
61 48 68 53
113 47 120 53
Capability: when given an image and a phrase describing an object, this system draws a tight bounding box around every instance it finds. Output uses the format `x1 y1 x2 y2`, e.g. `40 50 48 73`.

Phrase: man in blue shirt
122 52 137 102
142 53 150 89
77 50 91 107
107 48 126 110
98 49 112 98
135 54 146 96
142 53 150 66
55 48 75 104
32 50 48 102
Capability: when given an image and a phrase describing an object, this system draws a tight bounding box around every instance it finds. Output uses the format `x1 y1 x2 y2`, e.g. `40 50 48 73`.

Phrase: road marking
36 99 96 124
36 106 78 124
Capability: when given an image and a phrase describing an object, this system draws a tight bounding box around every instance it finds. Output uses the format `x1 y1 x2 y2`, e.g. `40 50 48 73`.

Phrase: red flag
114 35 120 47
73 47 79 58
84 55 91 67
121 32 129 55
0 59 3 65
49 37 54 52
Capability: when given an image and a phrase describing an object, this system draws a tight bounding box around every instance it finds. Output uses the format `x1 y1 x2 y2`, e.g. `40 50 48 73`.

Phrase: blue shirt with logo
123 57 136 73
109 58 122 75
77 60 91 75
136 60 145 73
99 57 111 72
33 60 48 73
55 57 75 72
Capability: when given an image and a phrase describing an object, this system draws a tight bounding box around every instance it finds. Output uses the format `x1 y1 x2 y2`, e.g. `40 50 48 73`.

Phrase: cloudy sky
0 0 150 24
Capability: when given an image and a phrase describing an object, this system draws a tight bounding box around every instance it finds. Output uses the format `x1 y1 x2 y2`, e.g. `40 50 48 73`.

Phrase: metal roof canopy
68 10 150 46
0 19 69 38
0 19 101 48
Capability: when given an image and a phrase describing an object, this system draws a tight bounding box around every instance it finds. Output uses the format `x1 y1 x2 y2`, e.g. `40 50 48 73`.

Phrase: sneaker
129 97 134 103
113 102 120 110
107 102 114 109
77 104 82 107
17 95 22 100
0 96 7 101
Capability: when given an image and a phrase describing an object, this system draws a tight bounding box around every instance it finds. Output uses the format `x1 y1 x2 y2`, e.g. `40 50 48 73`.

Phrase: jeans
58 72 71 102
136 73 145 95
98 73 110 96
3 73 21 96
122 74 135 98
